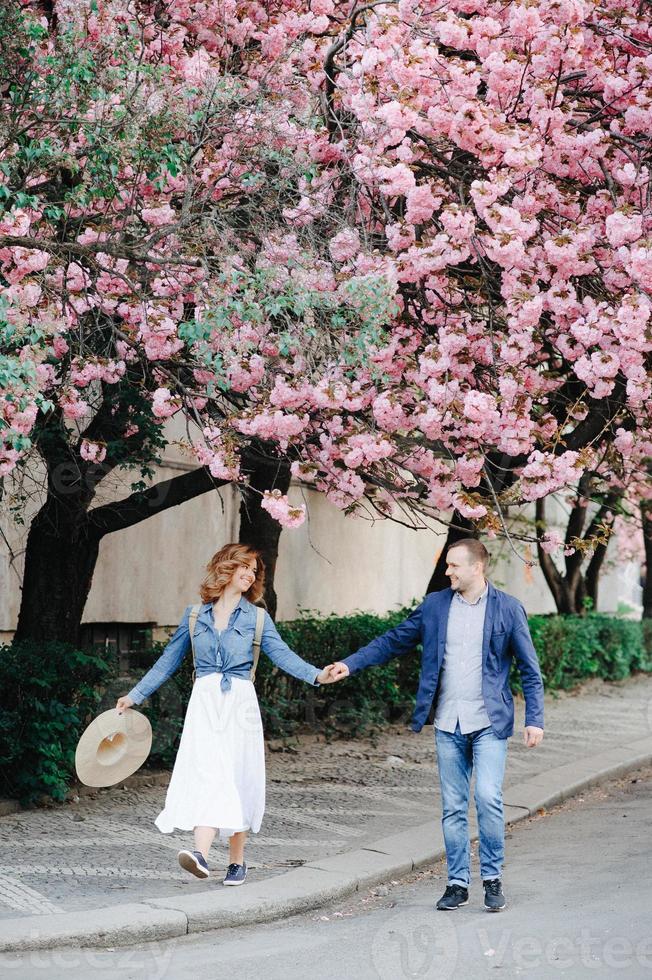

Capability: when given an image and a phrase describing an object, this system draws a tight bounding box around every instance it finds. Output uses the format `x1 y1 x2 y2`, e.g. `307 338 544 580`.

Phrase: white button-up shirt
434 584 491 735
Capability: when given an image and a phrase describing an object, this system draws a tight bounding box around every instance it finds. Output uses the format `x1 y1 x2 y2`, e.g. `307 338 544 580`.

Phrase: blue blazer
342 583 544 738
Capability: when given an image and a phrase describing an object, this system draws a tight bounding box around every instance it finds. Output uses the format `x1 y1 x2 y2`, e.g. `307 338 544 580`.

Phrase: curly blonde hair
199 543 266 604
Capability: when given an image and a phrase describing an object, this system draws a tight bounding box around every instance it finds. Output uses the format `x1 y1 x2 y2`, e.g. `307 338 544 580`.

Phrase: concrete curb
1 735 651 952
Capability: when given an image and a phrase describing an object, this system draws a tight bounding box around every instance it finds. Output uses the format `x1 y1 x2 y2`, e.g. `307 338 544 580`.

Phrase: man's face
445 546 483 592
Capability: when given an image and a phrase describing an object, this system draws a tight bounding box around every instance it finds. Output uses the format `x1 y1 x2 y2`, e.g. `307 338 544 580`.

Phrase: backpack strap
188 604 201 684
250 606 265 683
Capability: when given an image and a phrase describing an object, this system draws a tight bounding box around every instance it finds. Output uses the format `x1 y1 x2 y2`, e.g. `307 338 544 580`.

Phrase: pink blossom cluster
260 489 306 528
79 440 107 463
193 443 241 481
342 434 394 469
59 390 90 422
70 359 126 388
151 389 181 420
235 411 310 448
519 451 586 501
539 530 566 556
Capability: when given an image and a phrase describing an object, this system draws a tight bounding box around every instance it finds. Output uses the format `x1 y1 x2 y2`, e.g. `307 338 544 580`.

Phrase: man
328 538 544 912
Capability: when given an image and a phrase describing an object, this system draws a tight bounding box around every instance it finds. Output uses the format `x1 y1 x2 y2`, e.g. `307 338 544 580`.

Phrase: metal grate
80 622 154 672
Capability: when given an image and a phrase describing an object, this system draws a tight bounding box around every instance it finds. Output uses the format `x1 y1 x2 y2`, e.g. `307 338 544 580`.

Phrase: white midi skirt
154 673 265 841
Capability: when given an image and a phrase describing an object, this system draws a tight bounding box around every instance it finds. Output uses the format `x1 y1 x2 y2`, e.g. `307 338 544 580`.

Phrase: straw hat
75 707 152 787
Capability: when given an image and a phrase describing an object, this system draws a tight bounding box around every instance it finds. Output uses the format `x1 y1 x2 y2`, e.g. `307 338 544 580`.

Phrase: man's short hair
447 537 489 570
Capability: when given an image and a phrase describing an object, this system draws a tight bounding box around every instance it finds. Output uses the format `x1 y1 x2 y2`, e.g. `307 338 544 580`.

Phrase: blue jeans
435 722 508 887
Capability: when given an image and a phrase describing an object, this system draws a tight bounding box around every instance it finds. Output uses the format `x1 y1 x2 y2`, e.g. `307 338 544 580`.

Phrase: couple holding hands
116 539 544 911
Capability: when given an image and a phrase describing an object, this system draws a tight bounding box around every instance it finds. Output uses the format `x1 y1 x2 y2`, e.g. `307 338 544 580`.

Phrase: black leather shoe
483 878 506 911
436 884 469 910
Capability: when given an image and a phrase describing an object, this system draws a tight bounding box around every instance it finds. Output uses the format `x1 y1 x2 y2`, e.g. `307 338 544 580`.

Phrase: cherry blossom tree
2 0 652 641
2 0 360 640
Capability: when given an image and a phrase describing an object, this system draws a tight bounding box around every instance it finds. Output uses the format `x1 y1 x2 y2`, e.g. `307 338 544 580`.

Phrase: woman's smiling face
232 558 257 594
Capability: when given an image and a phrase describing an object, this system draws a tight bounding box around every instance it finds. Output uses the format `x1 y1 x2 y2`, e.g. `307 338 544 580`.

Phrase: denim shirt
127 596 320 705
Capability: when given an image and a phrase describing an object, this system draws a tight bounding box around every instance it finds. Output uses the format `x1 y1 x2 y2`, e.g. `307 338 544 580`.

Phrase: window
81 622 154 671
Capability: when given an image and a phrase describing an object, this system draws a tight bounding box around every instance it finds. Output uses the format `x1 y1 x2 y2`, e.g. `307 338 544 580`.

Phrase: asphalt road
2 764 651 980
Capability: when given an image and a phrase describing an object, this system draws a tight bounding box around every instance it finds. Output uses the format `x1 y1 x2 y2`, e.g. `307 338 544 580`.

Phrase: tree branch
88 465 232 537
0 233 203 268
562 378 627 452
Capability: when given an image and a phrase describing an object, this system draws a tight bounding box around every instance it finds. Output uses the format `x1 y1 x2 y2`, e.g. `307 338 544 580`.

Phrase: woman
116 543 336 885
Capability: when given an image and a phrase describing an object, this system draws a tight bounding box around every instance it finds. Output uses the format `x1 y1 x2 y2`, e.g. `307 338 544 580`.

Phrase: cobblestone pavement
1 674 651 921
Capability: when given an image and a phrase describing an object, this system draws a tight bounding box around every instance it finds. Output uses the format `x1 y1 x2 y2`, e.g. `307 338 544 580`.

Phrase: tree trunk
642 501 652 619
14 497 100 645
425 511 475 594
535 497 583 614
238 446 291 618
585 539 609 611
536 492 618 615
535 556 579 614
14 465 233 645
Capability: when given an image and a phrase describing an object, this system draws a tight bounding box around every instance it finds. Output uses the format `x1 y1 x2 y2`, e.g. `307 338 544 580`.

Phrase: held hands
524 725 544 748
115 695 135 715
117 667 351 695
316 662 350 684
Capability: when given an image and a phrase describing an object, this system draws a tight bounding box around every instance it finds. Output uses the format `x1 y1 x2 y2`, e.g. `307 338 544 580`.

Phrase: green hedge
2 610 652 803
523 614 652 691
0 641 114 805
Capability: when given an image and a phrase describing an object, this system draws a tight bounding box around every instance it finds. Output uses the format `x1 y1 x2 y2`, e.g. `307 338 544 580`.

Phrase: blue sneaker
178 849 209 879
223 861 247 886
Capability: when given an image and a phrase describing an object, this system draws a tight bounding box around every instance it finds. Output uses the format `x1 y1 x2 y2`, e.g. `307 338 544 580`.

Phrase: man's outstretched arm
329 603 424 680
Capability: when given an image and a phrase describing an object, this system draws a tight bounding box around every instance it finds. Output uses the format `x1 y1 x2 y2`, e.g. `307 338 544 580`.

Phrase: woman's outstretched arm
120 606 193 706
260 611 335 685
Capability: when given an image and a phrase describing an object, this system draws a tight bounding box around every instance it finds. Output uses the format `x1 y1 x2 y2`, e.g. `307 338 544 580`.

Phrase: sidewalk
1 674 651 951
